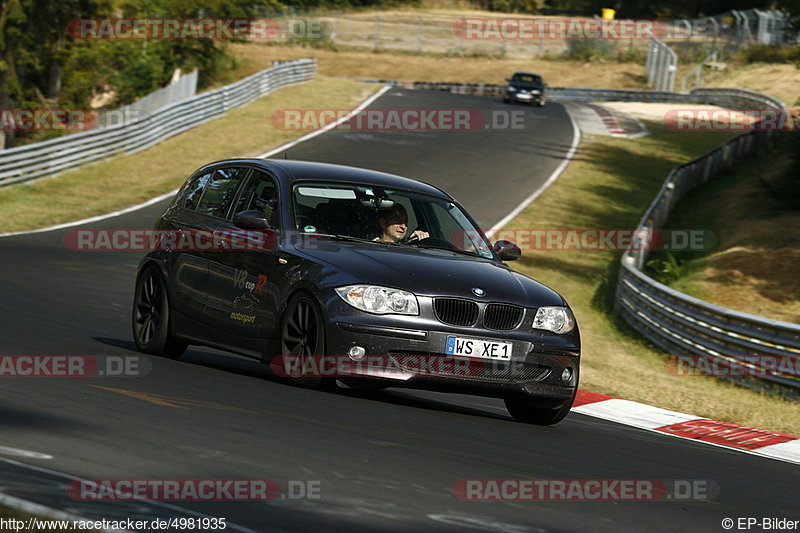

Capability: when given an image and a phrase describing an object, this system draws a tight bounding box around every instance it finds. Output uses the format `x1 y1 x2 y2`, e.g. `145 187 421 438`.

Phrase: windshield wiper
413 243 484 258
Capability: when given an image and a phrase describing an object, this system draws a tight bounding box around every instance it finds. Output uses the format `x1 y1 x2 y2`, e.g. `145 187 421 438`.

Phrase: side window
234 170 279 227
195 167 248 218
182 171 213 211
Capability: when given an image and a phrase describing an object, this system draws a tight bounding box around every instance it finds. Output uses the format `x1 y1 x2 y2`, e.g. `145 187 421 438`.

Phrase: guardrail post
708 17 719 48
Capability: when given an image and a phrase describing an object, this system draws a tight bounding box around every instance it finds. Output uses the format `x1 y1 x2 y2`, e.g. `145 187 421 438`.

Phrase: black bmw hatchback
504 72 546 107
132 159 580 424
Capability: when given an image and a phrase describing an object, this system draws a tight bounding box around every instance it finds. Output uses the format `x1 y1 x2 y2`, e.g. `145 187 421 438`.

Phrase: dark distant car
132 159 580 424
504 72 546 106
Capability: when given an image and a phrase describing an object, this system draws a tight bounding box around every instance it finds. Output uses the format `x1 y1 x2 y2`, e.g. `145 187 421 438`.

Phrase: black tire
132 266 187 358
279 293 326 388
504 390 576 425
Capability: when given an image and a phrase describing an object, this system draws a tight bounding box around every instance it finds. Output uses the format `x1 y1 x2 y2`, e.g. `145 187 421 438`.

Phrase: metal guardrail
0 59 316 187
350 79 769 106
613 89 800 399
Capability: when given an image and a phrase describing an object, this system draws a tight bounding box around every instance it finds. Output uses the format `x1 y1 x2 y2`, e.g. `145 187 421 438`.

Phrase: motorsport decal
233 269 268 296
229 312 256 324
232 270 269 313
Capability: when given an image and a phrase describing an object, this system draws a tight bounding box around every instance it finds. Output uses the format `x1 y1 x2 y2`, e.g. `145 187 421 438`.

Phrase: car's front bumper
322 296 579 401
506 91 543 103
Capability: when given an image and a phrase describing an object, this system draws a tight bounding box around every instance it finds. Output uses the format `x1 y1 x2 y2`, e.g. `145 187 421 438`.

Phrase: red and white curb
573 390 800 465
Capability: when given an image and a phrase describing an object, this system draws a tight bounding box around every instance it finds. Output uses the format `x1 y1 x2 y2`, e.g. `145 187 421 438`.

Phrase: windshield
292 182 495 259
512 74 541 84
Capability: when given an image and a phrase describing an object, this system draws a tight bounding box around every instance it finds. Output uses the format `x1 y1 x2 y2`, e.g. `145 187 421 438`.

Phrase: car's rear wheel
279 293 326 388
132 266 187 358
504 390 576 425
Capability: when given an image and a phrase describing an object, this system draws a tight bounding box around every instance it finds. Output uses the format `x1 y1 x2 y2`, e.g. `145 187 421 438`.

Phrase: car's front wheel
279 293 327 388
504 390 576 425
132 266 187 358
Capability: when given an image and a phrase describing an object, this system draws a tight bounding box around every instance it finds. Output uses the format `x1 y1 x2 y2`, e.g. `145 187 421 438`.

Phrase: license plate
445 335 512 360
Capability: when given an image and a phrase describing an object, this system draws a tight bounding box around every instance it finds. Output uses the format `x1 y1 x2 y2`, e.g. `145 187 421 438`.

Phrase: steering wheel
403 226 426 244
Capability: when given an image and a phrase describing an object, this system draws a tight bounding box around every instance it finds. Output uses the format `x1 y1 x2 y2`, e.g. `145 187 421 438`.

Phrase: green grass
502 121 800 434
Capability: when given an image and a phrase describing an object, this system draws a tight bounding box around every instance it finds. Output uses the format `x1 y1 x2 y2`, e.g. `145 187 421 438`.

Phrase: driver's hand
411 229 430 240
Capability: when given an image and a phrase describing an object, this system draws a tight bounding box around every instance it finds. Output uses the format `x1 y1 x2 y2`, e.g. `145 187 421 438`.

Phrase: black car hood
293 240 565 307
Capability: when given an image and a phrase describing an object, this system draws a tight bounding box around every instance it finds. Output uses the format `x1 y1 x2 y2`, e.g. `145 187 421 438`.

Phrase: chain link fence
299 9 797 57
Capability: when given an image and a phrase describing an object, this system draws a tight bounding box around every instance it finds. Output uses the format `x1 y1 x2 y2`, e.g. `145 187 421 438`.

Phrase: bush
645 252 689 284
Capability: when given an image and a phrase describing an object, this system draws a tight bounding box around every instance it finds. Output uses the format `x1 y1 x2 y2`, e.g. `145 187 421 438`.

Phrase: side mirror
233 210 270 230
493 240 521 261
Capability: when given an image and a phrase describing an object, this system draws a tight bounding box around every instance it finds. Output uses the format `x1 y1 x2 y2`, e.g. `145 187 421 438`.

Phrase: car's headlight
533 306 575 334
335 285 419 315
506 85 516 92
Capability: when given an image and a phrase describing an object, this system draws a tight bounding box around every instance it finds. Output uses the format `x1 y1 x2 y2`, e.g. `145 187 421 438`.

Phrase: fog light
348 346 366 361
561 367 573 382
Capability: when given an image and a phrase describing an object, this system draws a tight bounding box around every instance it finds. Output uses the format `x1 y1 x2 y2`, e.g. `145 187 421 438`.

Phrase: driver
375 204 429 243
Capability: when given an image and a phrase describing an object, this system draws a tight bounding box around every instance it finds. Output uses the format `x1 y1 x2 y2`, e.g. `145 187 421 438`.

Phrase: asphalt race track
0 89 797 532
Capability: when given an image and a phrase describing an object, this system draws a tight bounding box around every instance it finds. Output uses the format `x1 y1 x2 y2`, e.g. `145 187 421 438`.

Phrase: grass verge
662 134 800 324
502 121 800 434
229 43 648 88
0 77 374 233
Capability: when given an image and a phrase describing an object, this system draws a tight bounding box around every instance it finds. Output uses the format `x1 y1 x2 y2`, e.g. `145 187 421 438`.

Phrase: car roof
512 72 541 78
200 159 452 199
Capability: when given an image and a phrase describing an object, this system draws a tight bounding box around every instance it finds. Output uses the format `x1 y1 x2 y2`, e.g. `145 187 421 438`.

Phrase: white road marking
0 456 261 533
0 445 53 460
